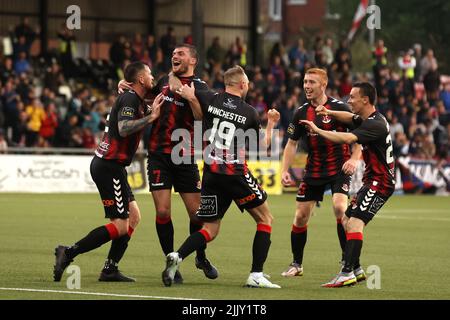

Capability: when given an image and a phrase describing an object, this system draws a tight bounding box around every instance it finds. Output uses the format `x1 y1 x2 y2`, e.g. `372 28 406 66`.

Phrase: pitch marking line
0 287 199 300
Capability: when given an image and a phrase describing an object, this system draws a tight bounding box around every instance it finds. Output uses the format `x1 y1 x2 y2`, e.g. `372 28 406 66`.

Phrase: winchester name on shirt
196 91 261 175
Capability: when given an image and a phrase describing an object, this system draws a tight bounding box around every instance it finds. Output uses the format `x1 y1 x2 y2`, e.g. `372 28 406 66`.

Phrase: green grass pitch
0 193 449 300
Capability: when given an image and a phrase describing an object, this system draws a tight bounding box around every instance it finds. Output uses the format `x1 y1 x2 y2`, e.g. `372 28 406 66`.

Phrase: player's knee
294 211 309 227
112 220 129 236
129 204 141 226
155 206 171 219
333 205 346 218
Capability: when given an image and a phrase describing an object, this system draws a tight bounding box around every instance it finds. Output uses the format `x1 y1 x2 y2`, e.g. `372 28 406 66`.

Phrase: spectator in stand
335 39 352 72
207 37 226 75
58 25 76 78
398 50 416 82
13 36 29 60
289 38 308 73
132 33 144 60
423 64 440 102
412 43 422 83
82 127 96 149
270 55 286 89
14 52 31 75
2 80 20 144
420 49 438 81
440 82 450 112
1 57 15 83
39 102 59 146
25 98 45 147
372 39 388 88
44 62 65 94
322 37 334 66
14 17 38 54
270 42 289 68
235 37 247 67
55 114 79 147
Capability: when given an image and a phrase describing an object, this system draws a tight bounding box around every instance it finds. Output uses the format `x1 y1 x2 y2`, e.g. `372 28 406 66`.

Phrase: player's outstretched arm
118 93 164 137
264 109 280 148
315 105 354 126
342 143 362 175
176 82 203 120
281 138 298 187
300 120 358 145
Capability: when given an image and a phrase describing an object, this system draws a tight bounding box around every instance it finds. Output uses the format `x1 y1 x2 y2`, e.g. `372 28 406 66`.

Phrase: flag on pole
347 0 369 41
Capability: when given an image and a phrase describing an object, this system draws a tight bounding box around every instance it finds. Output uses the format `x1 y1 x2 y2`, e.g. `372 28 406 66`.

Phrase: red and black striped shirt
352 112 396 195
148 75 208 155
287 97 352 180
95 90 145 166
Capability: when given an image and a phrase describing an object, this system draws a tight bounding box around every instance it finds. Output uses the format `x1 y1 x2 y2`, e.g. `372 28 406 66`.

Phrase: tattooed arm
118 93 164 137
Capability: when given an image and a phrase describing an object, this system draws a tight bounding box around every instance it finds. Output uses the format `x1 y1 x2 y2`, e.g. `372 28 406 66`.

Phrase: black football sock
65 224 118 259
342 232 363 273
105 234 130 268
251 224 272 273
190 221 206 261
291 224 308 265
178 230 210 260
337 218 347 261
155 216 174 255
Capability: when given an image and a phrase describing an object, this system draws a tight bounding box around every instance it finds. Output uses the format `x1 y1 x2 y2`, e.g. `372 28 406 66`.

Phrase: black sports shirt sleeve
195 90 217 114
117 93 140 122
351 117 386 144
286 108 304 141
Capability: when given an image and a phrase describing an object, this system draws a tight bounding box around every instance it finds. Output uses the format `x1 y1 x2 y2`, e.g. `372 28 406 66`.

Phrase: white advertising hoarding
0 155 97 193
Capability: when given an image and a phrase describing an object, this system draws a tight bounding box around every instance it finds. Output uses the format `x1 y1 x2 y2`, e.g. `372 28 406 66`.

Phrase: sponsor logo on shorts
368 196 385 215
198 195 217 217
102 199 115 207
237 193 256 205
351 195 358 209
151 182 164 187
342 183 349 192
297 182 307 197
197 180 201 190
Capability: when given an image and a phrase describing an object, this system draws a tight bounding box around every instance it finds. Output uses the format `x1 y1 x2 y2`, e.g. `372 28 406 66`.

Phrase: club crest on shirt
287 124 295 135
223 98 237 110
322 115 331 123
121 107 135 117
342 184 349 192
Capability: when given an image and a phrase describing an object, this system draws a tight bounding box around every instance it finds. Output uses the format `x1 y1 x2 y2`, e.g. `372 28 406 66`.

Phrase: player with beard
54 62 164 282
119 44 218 283
162 65 282 288
281 68 365 281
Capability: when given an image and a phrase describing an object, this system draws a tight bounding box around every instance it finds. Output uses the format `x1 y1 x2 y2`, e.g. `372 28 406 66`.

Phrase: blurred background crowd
0 17 449 161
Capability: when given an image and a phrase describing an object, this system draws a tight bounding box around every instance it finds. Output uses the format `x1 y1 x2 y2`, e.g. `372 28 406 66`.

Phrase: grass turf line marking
0 287 199 300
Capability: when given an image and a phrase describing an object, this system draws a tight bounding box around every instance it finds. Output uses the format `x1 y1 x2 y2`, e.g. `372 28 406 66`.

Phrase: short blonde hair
224 65 246 86
305 68 328 84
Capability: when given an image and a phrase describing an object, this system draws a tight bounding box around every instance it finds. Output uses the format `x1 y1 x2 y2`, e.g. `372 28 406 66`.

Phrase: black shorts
296 173 351 202
147 152 201 193
196 170 268 222
90 156 135 219
345 181 394 225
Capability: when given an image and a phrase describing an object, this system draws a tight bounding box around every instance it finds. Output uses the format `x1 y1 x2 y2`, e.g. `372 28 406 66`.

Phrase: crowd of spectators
0 19 449 161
